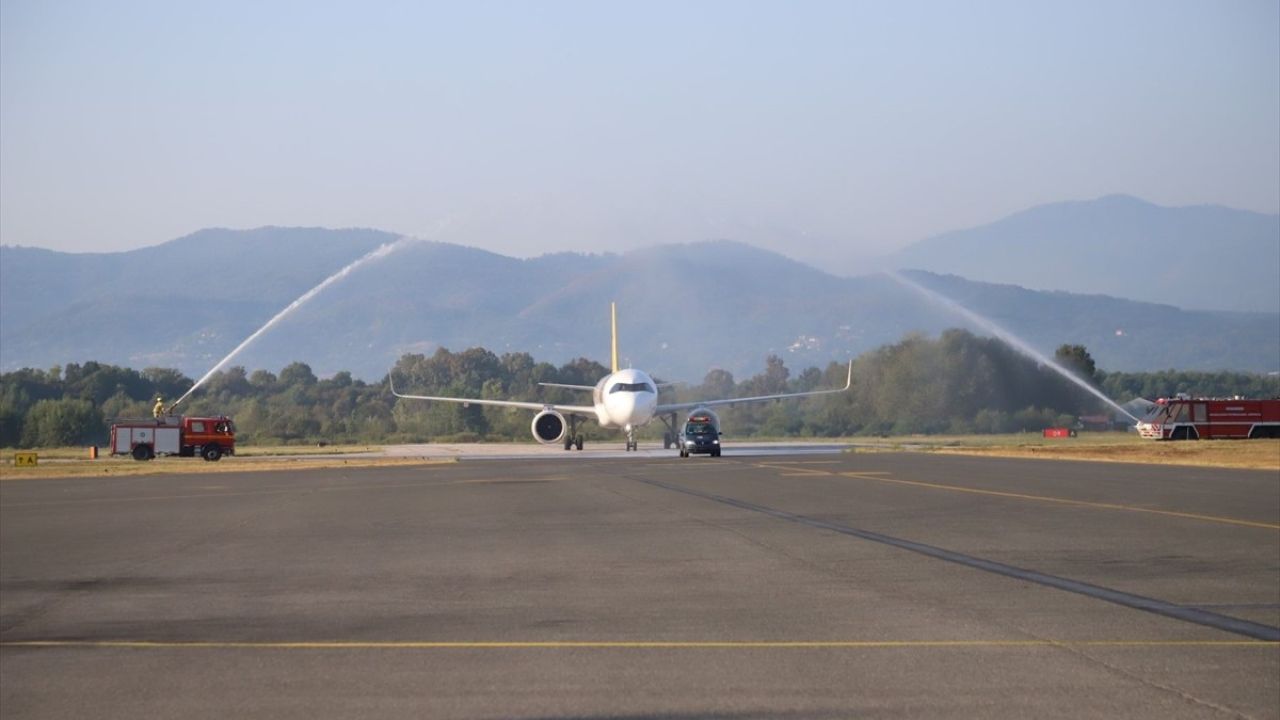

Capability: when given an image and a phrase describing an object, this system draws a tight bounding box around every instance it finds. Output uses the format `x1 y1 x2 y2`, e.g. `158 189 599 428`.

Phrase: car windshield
685 422 715 435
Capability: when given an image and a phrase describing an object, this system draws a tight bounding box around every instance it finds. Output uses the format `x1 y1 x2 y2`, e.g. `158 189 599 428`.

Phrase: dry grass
234 444 385 457
849 433 1280 471
0 449 453 481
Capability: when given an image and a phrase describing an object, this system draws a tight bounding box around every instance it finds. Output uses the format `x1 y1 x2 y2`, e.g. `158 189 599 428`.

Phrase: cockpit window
609 382 656 394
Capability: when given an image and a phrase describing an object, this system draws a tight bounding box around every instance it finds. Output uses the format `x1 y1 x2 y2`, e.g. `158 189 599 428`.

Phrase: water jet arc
886 271 1139 423
168 237 417 412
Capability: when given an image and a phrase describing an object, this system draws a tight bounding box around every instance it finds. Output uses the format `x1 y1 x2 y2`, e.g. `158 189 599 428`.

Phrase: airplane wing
537 382 595 391
390 376 596 415
655 360 852 414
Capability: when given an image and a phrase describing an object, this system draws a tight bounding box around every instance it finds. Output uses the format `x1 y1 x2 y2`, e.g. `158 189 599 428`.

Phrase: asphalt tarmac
2 449 1277 719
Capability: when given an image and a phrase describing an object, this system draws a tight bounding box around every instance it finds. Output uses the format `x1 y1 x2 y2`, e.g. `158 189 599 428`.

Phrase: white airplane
390 303 852 452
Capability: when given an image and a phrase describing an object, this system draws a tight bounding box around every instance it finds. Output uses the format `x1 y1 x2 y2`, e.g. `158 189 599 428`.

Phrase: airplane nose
610 394 637 424
606 390 656 427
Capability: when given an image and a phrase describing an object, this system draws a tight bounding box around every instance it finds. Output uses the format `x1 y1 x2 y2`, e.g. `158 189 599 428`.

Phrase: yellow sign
14 452 38 467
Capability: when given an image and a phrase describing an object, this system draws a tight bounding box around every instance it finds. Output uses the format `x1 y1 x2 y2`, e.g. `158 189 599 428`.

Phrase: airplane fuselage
592 368 658 431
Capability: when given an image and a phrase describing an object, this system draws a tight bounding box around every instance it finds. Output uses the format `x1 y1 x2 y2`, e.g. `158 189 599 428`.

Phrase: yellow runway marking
839 472 1280 531
3 640 1275 650
759 463 837 477
760 461 845 466
764 463 884 478
753 462 846 470
451 476 571 485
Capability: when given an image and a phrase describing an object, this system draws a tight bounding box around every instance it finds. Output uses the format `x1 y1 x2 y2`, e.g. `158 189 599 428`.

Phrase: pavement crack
1045 640 1260 719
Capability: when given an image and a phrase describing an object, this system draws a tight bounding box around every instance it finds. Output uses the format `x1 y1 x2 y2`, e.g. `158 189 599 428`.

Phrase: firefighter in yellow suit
153 396 165 418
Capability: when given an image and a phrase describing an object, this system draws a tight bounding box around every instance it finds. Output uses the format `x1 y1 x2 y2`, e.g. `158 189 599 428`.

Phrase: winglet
610 302 619 373
842 359 853 390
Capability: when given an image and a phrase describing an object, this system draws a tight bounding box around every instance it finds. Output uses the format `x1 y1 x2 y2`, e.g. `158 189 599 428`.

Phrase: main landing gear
563 415 584 451
659 412 679 450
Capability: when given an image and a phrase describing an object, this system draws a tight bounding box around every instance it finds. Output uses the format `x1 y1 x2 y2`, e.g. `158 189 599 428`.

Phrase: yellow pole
610 302 619 373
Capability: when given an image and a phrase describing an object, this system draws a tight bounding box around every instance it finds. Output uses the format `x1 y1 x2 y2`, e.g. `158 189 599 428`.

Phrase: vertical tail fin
611 302 619 373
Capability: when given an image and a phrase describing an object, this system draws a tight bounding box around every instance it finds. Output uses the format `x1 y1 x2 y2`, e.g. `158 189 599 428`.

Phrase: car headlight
712 440 719 444
685 440 695 446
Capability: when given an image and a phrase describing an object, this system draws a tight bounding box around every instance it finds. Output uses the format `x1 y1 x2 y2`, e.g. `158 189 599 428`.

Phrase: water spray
167 236 420 413
886 271 1140 423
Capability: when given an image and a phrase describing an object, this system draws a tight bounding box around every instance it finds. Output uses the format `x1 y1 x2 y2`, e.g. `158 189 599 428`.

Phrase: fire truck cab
110 415 237 461
1135 397 1280 440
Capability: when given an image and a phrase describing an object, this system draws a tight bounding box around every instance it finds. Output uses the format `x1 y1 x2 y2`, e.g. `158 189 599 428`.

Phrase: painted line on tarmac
757 461 846 466
449 476 572 486
630 476 1280 642
752 462 1277 530
836 472 1280 531
755 462 850 475
3 640 1276 650
752 462 857 476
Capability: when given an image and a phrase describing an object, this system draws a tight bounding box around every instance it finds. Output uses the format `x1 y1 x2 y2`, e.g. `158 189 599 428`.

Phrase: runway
2 451 1277 718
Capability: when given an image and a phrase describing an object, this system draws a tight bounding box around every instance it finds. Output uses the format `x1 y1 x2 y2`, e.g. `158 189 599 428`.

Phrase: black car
679 413 721 457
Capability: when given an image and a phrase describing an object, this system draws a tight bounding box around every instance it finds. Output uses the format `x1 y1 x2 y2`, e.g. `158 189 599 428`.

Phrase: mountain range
889 194 1279 313
2 222 1277 381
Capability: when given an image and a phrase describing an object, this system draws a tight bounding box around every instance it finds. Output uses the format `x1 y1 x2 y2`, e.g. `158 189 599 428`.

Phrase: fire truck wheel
202 445 223 462
131 445 152 461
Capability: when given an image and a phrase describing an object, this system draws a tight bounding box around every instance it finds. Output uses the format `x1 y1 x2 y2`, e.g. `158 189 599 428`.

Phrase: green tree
700 369 736 398
1054 344 1098 384
279 362 318 388
143 367 192 399
249 370 279 392
20 398 102 447
204 366 252 398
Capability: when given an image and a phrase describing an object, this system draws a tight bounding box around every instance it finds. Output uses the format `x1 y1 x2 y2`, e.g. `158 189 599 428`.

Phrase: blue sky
2 0 1276 270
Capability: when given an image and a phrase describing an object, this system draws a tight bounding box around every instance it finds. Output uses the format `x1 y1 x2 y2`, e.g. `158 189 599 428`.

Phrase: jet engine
531 410 567 444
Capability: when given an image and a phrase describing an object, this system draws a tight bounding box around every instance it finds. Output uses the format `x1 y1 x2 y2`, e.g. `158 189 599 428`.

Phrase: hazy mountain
888 195 1280 313
2 229 1277 381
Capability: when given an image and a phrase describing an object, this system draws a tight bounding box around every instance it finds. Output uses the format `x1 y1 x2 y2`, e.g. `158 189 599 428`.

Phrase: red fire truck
110 415 236 461
1135 397 1280 440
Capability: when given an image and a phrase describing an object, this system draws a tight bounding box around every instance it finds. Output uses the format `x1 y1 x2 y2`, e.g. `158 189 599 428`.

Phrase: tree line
2 328 1276 448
